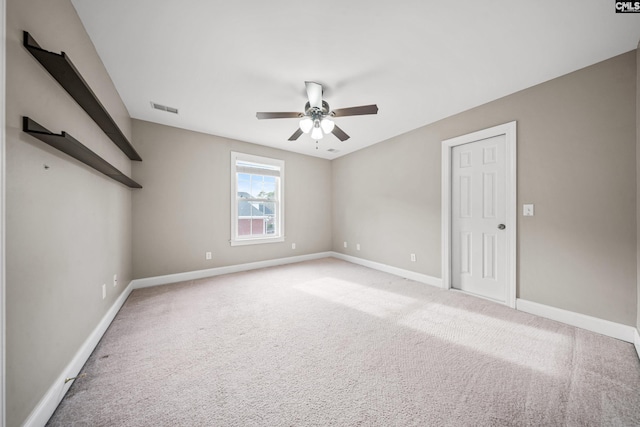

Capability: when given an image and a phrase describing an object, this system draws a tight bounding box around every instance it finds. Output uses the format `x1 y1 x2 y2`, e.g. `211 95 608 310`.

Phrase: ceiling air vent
327 148 340 153
151 102 179 114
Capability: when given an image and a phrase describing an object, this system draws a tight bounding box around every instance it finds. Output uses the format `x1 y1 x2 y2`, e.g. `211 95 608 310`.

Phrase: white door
451 134 508 303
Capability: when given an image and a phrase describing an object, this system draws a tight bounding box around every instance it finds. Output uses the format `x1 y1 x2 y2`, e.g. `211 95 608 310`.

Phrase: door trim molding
1 0 6 424
441 121 517 308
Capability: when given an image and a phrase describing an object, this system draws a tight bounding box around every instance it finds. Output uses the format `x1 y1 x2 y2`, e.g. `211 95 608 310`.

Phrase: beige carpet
47 258 640 426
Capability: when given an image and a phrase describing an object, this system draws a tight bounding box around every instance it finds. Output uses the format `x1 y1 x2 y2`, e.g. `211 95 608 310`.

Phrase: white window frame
230 152 284 246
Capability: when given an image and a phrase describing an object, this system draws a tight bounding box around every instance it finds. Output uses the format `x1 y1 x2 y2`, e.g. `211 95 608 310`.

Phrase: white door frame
1 0 6 424
441 121 517 308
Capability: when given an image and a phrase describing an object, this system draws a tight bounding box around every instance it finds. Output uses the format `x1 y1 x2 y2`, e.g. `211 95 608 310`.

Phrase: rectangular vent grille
151 102 179 114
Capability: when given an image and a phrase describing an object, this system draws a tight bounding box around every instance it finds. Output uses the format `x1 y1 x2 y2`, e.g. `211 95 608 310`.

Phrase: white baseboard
635 329 640 360
131 252 333 289
330 252 443 288
23 281 135 427
516 298 636 343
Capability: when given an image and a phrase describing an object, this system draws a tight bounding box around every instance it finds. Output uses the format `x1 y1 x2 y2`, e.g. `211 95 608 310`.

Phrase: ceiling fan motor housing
304 101 331 119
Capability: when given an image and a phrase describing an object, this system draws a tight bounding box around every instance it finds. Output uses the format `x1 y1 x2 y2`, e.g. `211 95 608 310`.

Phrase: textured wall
131 119 332 279
333 51 637 326
5 0 134 425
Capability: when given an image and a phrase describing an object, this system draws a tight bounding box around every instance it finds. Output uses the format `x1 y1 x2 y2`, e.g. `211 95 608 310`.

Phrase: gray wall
131 120 332 279
333 51 637 326
5 0 134 425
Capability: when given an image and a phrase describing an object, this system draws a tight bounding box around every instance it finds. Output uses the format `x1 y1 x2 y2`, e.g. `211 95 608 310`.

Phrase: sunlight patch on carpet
295 277 569 376
294 277 416 318
398 303 570 376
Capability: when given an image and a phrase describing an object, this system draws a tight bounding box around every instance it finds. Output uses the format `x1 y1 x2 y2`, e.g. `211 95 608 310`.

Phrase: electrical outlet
356 243 361 251
113 274 118 287
410 253 417 262
343 241 348 248
292 243 296 250
205 252 212 260
102 284 106 299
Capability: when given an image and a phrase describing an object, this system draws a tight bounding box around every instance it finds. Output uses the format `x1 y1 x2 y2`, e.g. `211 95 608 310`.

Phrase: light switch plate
523 204 534 216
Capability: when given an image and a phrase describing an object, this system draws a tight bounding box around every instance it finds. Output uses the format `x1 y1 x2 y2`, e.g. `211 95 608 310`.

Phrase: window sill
230 236 285 246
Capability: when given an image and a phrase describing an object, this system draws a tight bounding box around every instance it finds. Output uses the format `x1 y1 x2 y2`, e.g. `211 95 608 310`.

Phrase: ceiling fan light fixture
311 125 323 140
299 117 313 133
320 118 334 133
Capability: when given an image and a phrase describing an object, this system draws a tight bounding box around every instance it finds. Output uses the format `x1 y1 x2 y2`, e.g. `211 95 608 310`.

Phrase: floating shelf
23 31 142 161
23 117 142 189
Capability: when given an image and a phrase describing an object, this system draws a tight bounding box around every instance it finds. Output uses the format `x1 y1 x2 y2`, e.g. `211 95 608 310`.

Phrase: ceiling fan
256 81 378 142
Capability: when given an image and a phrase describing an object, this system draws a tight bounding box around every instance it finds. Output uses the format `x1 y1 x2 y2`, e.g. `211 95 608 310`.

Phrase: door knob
498 224 506 230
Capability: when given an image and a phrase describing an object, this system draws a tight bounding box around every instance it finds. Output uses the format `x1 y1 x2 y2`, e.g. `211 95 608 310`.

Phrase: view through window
231 152 284 245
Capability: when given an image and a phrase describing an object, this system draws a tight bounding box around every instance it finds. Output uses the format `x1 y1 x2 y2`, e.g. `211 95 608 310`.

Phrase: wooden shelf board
23 117 142 189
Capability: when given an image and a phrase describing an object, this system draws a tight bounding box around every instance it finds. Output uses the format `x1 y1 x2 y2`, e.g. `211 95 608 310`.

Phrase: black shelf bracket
23 117 142 189
23 31 142 161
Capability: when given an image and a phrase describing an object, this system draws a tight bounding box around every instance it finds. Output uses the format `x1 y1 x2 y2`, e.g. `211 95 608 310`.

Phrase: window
231 152 284 246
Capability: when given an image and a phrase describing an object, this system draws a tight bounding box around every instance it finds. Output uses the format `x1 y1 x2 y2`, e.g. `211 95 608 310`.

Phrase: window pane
238 200 253 218
251 218 266 236
258 201 275 216
259 181 276 200
251 175 263 198
249 175 257 198
238 173 251 197
237 218 251 236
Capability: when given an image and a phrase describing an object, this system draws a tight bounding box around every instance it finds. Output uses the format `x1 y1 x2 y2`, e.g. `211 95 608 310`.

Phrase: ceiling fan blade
331 124 350 141
288 128 303 141
331 104 378 117
256 112 301 120
305 81 323 109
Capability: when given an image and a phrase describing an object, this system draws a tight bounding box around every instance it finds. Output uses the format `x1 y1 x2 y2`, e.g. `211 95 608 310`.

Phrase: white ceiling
70 1 640 160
